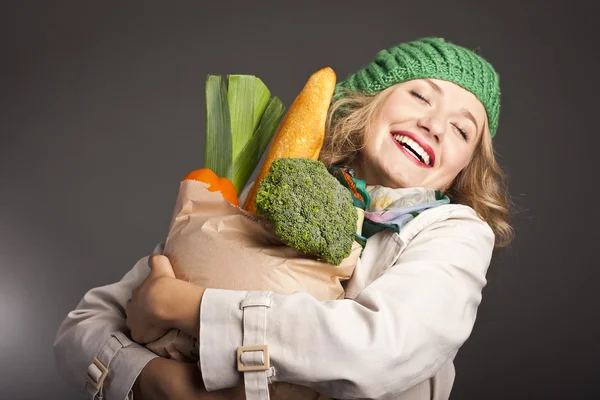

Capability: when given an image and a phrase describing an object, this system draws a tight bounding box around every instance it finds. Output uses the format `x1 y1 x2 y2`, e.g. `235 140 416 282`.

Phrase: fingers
148 254 177 279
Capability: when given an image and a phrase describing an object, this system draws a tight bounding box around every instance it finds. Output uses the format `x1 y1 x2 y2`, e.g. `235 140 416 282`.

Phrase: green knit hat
336 37 500 137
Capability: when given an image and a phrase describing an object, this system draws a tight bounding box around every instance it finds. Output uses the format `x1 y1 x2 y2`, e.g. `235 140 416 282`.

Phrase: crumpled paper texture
146 179 361 399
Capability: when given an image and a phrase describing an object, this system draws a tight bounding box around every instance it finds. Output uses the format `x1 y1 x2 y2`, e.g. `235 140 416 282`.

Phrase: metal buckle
86 357 109 391
237 345 270 372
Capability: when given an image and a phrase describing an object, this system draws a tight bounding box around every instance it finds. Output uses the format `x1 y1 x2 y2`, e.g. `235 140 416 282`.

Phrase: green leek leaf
255 96 285 166
228 75 256 160
252 77 271 131
232 96 285 193
204 75 232 179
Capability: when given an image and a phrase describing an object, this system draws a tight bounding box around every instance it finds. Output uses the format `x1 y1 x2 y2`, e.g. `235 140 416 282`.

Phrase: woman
55 37 513 400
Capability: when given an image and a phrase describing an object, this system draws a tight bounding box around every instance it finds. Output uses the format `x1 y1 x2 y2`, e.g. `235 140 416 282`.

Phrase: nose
417 113 446 143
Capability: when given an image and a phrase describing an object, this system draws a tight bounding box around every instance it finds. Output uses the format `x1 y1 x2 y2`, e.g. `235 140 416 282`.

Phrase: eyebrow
460 109 479 133
424 79 443 94
424 79 480 133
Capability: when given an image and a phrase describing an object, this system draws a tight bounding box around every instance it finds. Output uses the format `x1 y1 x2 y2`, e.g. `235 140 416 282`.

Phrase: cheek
442 145 473 175
361 125 377 154
364 119 389 149
380 99 418 122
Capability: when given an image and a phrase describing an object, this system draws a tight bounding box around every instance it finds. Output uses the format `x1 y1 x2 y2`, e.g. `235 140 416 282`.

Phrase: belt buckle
237 345 270 372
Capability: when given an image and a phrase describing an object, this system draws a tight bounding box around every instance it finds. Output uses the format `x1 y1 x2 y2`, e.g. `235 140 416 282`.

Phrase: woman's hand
126 254 205 343
134 357 246 400
125 254 174 343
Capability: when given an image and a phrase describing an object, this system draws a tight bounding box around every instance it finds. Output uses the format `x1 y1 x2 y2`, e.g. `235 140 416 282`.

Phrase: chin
387 169 421 189
382 174 412 189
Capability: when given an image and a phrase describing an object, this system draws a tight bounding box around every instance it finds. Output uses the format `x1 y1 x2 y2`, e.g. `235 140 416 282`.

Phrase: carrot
184 168 239 206
242 67 337 213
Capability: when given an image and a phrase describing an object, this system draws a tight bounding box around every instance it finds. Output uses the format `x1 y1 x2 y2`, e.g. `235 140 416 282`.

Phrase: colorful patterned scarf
329 166 450 246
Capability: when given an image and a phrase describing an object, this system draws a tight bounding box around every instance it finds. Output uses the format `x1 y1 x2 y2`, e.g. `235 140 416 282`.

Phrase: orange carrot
184 168 239 206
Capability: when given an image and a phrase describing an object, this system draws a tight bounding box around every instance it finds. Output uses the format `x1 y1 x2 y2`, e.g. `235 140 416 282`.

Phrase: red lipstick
390 131 436 167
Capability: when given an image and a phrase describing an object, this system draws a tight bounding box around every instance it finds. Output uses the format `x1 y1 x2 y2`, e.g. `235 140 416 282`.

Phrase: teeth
393 134 431 165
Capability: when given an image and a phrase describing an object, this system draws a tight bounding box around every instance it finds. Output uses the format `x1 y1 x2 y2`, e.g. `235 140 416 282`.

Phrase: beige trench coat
54 202 494 400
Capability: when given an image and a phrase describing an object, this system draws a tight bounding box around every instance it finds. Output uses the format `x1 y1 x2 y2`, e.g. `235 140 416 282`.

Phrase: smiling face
353 78 488 192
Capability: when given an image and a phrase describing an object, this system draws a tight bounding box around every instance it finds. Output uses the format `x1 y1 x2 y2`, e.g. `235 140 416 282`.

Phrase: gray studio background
1 1 597 399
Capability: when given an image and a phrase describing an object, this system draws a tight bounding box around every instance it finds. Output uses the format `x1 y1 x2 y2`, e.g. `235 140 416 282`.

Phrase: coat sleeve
54 246 162 399
198 207 495 399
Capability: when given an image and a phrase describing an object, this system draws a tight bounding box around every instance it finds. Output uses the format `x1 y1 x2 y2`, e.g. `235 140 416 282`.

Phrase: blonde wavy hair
319 88 514 247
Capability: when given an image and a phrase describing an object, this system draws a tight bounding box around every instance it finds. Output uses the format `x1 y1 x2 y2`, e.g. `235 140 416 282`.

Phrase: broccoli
255 157 357 265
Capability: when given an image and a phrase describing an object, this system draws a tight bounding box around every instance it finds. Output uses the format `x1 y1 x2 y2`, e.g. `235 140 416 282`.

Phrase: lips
390 130 436 167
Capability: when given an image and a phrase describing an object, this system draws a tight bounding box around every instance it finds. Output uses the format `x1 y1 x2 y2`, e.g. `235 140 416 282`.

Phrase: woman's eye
453 124 468 140
410 90 430 104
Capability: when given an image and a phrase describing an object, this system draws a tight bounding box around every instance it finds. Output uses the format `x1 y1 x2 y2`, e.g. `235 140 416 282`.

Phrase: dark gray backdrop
1 1 597 399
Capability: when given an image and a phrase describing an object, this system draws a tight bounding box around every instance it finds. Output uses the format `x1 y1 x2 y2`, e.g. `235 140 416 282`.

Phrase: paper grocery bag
146 179 361 399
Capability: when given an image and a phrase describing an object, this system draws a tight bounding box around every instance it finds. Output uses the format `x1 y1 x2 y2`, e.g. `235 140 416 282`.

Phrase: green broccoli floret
255 157 357 265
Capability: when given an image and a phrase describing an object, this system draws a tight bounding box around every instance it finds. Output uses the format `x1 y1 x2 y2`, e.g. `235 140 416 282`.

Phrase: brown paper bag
146 179 361 399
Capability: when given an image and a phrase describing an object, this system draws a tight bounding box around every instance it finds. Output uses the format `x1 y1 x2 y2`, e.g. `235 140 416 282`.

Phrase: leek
204 74 285 195
232 96 285 192
204 75 232 179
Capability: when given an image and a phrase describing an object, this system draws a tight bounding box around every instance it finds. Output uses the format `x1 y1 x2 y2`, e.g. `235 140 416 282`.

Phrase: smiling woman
353 78 487 192
55 37 514 400
322 42 512 246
